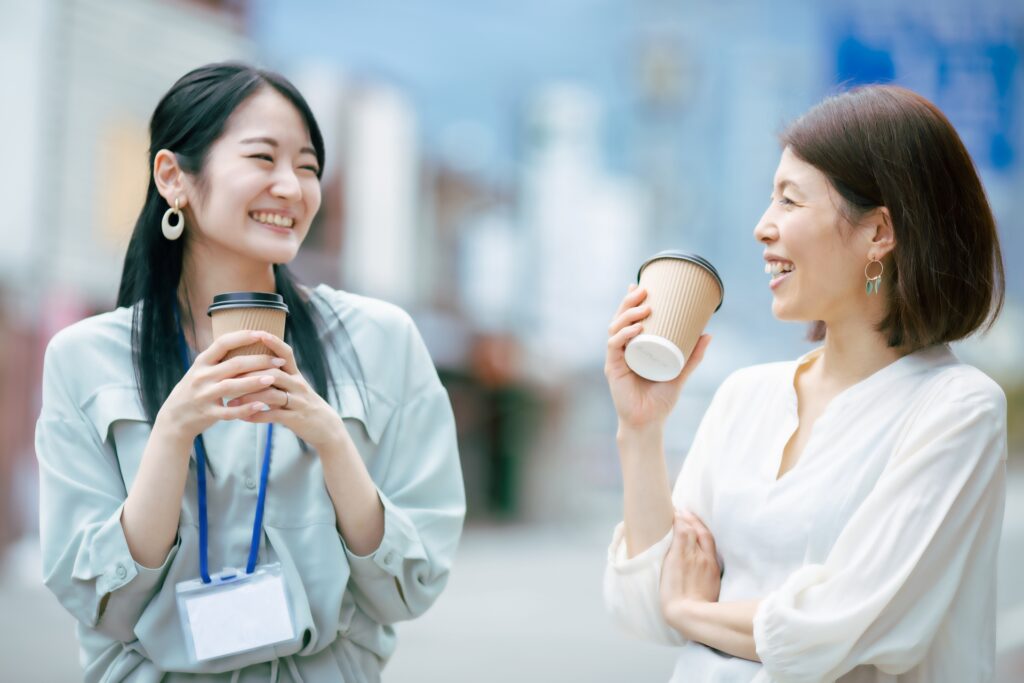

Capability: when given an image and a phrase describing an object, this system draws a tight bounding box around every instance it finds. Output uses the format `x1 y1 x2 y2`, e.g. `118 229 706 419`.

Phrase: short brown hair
782 85 1005 351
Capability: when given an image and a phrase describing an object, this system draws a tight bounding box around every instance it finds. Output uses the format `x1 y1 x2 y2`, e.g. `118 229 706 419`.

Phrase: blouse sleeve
340 314 466 625
35 334 178 643
753 376 1007 682
603 375 732 645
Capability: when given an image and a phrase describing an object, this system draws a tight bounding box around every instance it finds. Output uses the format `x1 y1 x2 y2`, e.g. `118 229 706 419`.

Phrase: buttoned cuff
79 504 172 596
74 503 179 629
342 489 427 579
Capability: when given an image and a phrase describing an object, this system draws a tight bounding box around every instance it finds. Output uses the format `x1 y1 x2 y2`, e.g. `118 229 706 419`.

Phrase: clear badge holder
176 563 296 662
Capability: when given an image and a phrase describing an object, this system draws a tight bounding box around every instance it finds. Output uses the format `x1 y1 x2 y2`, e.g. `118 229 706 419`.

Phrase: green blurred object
438 370 540 519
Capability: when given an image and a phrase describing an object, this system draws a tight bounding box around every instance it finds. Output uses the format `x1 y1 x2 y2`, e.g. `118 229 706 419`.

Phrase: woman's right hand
154 330 289 445
605 285 711 431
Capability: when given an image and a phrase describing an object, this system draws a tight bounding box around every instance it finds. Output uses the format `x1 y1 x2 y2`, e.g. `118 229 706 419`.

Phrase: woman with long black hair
36 62 464 681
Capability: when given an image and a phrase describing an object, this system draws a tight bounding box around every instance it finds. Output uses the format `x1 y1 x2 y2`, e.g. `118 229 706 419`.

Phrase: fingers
612 285 647 321
671 334 713 387
607 303 652 338
197 331 266 365
215 400 273 421
671 511 699 553
680 510 717 559
252 332 298 374
606 321 644 356
207 354 287 380
215 373 280 402
225 386 289 410
227 367 301 391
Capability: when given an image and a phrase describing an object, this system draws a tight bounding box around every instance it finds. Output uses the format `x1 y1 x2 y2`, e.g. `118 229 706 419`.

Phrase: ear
153 149 191 209
864 206 896 260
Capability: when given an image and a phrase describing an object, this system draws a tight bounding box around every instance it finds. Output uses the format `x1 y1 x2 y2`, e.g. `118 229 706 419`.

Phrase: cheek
305 181 322 212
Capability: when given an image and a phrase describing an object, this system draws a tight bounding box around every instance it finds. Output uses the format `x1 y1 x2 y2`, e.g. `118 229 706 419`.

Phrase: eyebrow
775 179 802 194
239 136 317 158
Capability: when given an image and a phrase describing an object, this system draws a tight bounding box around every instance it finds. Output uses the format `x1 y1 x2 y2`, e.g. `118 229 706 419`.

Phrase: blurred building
519 85 648 378
0 0 251 551
1 0 252 313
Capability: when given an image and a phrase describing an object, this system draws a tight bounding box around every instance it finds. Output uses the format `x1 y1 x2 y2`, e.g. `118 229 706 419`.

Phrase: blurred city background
1 0 1022 680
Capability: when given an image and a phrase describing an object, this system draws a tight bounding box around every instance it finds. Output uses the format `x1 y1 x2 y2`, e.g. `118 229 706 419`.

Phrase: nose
753 207 777 244
270 166 302 203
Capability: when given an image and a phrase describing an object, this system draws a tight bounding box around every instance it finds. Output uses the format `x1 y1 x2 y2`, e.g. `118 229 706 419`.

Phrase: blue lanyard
174 311 273 584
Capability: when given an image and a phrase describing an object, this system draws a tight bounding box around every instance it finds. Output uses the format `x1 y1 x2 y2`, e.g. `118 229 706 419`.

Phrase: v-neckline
770 345 944 483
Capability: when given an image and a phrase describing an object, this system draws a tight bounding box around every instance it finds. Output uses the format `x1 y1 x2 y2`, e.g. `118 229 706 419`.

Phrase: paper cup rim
636 250 724 312
207 291 290 316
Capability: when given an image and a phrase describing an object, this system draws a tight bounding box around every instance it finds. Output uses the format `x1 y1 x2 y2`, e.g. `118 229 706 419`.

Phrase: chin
265 249 300 265
770 300 809 322
250 237 302 262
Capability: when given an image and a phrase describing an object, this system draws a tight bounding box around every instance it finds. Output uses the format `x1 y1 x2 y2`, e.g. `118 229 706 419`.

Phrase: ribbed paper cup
207 292 289 359
624 251 724 382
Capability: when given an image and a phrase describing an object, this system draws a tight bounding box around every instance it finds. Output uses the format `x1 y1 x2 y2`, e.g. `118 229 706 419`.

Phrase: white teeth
251 212 294 228
766 262 795 276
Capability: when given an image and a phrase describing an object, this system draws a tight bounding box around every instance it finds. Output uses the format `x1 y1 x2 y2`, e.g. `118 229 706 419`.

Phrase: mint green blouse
36 285 465 682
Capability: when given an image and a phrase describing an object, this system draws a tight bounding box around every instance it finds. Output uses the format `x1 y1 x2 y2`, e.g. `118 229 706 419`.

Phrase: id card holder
175 563 296 662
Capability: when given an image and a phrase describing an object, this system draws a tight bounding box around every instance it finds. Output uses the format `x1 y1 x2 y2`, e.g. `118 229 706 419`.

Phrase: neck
177 240 277 351
816 312 907 390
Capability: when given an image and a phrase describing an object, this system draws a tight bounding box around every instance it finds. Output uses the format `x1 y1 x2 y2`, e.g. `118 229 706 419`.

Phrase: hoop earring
865 258 883 295
162 197 185 240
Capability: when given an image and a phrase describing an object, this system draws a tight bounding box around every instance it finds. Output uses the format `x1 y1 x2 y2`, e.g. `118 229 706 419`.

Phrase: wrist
616 421 663 450
309 417 352 458
151 412 195 458
663 598 699 639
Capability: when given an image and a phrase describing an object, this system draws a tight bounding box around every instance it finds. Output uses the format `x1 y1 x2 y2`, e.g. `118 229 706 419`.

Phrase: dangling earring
865 258 883 295
162 197 185 240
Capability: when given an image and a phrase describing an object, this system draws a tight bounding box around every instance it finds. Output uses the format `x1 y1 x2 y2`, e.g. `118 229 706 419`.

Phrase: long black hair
117 62 359 424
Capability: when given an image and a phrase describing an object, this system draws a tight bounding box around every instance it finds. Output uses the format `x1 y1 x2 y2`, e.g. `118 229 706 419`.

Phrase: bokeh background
1 0 1022 680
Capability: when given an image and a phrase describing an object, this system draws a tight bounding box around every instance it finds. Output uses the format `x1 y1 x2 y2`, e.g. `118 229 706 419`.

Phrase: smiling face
181 87 322 266
753 146 883 324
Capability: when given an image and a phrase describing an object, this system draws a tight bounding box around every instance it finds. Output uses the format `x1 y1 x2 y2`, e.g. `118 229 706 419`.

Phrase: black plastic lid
206 292 289 316
637 250 725 312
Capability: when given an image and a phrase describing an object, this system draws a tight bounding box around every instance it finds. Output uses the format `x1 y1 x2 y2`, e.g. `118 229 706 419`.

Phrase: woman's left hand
226 332 347 452
660 509 722 624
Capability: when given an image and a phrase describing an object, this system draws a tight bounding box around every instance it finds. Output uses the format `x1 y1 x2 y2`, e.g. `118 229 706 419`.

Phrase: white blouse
604 344 1008 683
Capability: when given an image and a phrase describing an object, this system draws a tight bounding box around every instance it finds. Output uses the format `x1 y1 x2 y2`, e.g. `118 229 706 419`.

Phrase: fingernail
272 358 286 366
259 403 271 412
250 331 260 340
260 375 275 385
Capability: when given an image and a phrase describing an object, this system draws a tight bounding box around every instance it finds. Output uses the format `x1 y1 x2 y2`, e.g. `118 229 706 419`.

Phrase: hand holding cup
155 330 289 445
605 284 712 431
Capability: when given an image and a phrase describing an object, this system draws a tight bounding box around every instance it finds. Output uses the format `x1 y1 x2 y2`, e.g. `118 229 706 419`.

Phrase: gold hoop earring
865 258 883 295
162 197 185 240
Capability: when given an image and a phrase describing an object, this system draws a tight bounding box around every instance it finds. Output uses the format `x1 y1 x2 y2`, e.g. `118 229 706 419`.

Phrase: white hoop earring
162 197 185 240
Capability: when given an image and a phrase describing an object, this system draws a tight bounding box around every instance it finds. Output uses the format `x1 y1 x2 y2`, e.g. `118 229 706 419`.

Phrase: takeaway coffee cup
624 251 724 382
207 292 289 360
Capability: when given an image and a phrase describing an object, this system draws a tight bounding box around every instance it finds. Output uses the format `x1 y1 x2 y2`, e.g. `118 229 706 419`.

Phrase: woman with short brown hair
604 85 1007 682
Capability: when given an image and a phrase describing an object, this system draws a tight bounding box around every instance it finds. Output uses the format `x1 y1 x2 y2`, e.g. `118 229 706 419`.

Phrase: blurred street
4 462 1023 682
2 1 1022 681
